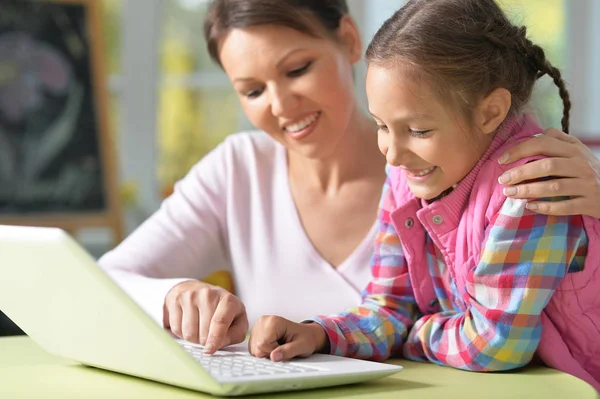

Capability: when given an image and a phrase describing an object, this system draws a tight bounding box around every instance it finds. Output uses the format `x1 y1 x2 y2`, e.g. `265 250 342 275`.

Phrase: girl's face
219 20 362 160
366 64 493 200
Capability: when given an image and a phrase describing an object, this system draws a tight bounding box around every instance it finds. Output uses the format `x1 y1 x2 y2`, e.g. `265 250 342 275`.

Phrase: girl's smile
403 166 437 182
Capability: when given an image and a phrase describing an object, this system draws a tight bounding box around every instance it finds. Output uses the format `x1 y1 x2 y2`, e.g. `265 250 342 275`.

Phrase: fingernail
498 153 509 164
272 352 283 362
204 342 215 353
498 173 510 184
526 203 538 211
503 187 517 196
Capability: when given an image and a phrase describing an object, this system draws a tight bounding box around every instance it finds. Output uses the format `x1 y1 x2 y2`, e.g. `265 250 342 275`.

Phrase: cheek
241 100 273 130
435 133 476 171
409 139 440 163
314 59 354 106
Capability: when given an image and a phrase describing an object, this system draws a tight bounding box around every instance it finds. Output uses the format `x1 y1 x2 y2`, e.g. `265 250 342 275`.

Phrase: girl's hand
498 128 600 218
164 280 248 354
248 316 328 362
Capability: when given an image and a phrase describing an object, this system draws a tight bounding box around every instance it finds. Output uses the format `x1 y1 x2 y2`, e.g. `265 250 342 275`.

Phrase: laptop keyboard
178 341 326 379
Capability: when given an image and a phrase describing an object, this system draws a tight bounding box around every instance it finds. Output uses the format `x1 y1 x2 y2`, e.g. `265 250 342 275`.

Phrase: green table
0 337 596 398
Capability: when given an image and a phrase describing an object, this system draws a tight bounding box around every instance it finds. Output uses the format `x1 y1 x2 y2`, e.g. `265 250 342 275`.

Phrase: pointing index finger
204 301 237 354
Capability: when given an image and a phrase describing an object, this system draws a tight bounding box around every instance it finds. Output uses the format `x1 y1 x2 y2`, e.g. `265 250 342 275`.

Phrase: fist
248 315 329 362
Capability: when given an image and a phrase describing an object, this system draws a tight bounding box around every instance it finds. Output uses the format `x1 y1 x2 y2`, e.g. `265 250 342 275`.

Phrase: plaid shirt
310 176 588 371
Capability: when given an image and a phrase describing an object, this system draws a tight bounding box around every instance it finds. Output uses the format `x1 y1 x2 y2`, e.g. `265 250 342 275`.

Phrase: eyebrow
233 48 310 83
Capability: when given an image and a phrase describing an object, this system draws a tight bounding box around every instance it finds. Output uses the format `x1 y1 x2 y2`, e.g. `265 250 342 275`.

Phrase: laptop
0 225 402 396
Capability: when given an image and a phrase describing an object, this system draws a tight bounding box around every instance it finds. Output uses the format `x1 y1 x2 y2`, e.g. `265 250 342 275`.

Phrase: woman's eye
244 88 264 99
287 62 312 78
376 125 389 133
408 129 432 137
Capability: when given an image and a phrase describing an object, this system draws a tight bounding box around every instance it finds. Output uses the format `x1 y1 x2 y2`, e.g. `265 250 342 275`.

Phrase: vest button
433 215 444 225
404 218 414 228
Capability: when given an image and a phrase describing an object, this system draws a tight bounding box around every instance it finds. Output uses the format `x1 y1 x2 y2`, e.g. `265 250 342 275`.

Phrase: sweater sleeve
98 139 234 324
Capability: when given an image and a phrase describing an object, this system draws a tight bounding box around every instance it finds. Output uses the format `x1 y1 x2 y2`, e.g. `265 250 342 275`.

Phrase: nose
385 134 407 167
269 84 299 117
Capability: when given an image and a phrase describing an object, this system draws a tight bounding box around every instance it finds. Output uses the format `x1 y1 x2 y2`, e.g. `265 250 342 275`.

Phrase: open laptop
0 225 402 396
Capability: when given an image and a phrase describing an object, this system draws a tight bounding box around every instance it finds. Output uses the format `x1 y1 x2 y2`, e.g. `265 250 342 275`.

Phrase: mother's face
219 19 362 159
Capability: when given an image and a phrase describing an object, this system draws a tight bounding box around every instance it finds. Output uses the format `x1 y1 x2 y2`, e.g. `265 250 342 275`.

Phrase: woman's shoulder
189 131 283 172
222 130 283 155
182 131 286 196
203 131 284 170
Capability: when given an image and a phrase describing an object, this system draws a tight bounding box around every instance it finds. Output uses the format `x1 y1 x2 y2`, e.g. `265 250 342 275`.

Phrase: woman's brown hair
366 0 571 133
204 0 349 67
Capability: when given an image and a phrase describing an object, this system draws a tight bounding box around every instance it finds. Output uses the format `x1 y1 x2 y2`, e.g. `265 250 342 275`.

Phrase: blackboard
0 0 122 242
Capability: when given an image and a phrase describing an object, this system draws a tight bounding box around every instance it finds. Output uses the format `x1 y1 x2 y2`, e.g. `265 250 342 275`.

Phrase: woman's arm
497 128 600 218
98 140 232 324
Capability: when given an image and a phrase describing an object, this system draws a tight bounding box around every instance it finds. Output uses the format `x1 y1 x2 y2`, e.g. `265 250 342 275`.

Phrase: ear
474 88 512 135
336 15 363 64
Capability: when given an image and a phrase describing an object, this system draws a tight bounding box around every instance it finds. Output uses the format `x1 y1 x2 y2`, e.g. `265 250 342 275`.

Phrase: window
158 0 245 196
500 0 567 130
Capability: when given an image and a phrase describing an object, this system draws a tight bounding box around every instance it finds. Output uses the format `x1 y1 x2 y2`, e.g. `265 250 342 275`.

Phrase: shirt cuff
303 316 349 357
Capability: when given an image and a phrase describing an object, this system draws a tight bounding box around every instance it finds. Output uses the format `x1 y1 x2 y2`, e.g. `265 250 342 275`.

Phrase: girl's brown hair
366 0 571 133
204 0 349 67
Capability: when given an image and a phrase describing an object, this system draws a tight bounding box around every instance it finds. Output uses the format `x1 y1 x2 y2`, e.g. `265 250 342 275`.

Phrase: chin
407 184 445 201
413 191 441 201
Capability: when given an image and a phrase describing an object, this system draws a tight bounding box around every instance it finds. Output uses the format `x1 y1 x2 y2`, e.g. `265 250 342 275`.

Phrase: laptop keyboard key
177 340 325 379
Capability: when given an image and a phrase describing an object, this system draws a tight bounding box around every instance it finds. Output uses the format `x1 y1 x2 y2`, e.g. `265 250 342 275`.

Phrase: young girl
248 0 600 391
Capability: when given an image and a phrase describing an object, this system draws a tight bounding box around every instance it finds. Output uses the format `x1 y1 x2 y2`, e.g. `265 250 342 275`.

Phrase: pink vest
388 115 600 391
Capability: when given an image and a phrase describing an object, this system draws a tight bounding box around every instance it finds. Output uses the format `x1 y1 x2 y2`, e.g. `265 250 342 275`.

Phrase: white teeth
284 113 319 133
408 167 436 177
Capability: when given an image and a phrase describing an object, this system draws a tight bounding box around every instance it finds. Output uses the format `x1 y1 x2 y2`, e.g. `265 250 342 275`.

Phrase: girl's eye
287 62 313 78
409 129 432 137
376 125 389 133
244 88 264 99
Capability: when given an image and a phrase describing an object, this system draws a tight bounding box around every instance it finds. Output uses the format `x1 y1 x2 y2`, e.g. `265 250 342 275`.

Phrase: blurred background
0 0 599 335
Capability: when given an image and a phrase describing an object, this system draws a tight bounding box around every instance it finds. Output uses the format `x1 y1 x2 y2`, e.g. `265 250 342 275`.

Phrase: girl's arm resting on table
308 178 418 361
402 196 588 372
98 142 231 324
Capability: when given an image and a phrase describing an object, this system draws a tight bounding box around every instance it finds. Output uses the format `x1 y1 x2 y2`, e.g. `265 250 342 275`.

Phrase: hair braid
516 29 571 133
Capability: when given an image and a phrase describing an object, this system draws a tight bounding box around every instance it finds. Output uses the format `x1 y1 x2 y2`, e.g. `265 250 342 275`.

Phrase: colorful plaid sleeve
307 173 418 361
402 196 588 371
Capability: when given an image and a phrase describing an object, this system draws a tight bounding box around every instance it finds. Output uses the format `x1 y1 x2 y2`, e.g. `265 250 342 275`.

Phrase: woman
99 0 600 354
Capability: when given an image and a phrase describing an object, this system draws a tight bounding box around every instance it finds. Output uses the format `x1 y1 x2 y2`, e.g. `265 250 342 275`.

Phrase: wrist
303 322 329 354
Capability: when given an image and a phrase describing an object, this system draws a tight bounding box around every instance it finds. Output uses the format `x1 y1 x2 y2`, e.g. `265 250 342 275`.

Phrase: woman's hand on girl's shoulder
497 128 600 218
